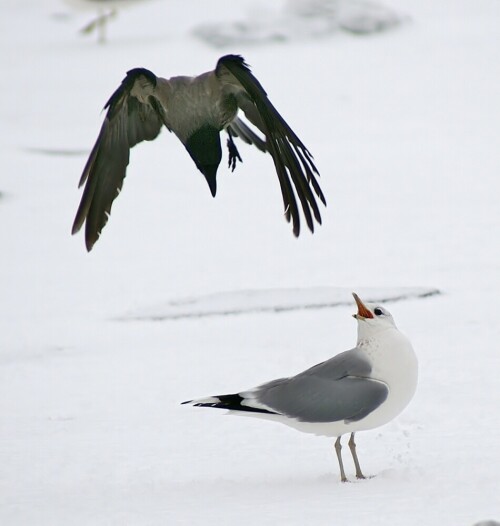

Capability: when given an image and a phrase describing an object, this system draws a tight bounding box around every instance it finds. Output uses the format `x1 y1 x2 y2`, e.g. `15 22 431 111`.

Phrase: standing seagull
182 293 418 482
72 54 326 251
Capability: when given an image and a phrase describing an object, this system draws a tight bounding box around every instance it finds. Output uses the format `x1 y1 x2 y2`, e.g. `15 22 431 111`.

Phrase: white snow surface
1 0 499 524
193 0 408 47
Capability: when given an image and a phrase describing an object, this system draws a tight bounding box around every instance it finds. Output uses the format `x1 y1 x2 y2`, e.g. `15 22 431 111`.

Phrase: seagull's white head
352 292 397 340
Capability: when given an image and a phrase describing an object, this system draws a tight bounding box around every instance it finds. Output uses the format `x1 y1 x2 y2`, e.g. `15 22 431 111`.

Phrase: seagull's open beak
352 293 374 320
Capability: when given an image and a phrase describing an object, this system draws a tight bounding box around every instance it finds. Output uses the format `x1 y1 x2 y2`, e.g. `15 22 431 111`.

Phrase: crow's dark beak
201 165 217 197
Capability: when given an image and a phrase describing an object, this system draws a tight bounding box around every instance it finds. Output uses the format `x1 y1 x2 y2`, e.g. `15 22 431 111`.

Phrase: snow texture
0 0 499 524
193 0 408 48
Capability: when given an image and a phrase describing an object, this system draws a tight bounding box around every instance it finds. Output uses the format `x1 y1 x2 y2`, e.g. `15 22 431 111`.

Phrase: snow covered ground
1 0 499 524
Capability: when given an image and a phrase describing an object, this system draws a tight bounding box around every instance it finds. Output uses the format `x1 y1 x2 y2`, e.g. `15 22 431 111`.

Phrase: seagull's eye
374 307 384 316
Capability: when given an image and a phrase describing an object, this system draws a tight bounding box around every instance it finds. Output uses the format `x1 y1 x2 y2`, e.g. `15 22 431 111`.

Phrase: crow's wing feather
217 55 326 236
72 68 163 251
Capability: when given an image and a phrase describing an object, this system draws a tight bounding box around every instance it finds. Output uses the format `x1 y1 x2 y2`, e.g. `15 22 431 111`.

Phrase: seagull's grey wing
72 68 164 251
254 349 388 423
216 54 326 237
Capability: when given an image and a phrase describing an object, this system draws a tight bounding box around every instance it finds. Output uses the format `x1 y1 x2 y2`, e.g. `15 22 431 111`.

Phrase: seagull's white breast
354 328 418 432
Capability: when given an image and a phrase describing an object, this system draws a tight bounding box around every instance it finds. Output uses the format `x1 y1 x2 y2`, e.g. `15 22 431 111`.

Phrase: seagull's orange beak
352 293 374 319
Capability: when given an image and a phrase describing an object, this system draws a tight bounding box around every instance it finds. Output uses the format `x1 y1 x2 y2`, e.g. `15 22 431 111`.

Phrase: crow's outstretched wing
72 68 163 251
217 55 326 236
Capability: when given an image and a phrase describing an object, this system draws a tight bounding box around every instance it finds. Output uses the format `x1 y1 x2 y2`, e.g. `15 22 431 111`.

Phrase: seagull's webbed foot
226 130 242 172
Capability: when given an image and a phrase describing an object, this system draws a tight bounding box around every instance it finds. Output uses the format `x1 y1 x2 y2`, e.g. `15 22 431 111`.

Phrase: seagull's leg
226 129 242 172
96 8 106 44
80 7 115 42
80 16 100 36
348 432 366 480
95 8 116 44
334 436 348 483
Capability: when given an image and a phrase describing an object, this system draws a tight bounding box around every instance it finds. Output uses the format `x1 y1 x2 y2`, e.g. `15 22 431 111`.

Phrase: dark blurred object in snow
24 146 88 157
193 0 408 48
62 0 156 43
